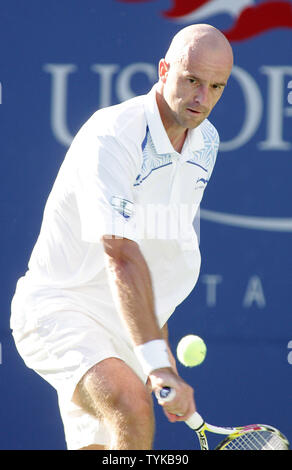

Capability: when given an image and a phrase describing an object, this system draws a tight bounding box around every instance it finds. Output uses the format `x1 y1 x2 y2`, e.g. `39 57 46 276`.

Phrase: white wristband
134 339 171 376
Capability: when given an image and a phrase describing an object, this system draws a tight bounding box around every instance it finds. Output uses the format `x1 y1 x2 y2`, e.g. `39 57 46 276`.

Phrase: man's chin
183 110 208 129
185 116 206 129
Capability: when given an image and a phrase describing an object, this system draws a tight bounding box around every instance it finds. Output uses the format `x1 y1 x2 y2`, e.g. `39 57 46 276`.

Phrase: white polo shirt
23 85 219 330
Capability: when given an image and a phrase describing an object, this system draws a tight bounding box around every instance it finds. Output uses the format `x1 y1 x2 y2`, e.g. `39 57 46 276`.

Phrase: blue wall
1 0 291 450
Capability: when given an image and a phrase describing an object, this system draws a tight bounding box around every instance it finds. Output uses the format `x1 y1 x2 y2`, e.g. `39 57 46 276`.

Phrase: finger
163 410 180 423
161 394 196 423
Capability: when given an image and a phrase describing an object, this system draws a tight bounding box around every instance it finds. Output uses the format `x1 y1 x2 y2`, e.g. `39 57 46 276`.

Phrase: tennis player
10 24 233 450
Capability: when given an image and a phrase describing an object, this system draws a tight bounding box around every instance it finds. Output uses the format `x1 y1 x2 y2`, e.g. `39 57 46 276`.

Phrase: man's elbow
101 235 139 264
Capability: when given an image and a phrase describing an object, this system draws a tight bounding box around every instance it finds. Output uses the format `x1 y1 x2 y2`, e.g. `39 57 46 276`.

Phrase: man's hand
149 368 196 422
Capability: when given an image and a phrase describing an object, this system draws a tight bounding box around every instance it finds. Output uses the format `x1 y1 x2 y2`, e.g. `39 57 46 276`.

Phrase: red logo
117 0 292 41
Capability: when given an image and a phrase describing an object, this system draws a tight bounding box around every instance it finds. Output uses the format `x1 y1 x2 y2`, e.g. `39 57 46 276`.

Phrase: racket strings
221 430 288 450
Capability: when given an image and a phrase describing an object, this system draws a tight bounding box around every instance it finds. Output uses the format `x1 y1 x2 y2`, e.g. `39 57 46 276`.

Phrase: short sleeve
73 129 141 244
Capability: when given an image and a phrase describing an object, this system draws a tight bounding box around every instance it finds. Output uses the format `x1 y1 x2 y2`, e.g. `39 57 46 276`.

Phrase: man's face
159 48 232 130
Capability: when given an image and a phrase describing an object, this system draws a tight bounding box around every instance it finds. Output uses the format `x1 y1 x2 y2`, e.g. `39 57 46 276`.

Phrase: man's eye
213 84 223 90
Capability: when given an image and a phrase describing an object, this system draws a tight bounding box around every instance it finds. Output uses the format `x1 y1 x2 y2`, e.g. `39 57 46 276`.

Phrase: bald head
165 24 233 71
156 24 234 145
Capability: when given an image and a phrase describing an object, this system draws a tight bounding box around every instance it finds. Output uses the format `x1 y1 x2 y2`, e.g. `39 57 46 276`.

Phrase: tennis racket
157 387 290 450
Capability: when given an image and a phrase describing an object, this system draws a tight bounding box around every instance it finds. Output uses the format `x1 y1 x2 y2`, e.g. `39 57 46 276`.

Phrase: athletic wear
10 84 219 448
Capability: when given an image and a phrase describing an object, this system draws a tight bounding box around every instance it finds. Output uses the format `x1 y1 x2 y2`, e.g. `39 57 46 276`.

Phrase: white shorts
10 278 149 450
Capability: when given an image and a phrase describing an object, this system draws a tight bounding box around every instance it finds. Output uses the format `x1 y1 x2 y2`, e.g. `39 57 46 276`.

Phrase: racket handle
155 387 205 430
186 412 204 430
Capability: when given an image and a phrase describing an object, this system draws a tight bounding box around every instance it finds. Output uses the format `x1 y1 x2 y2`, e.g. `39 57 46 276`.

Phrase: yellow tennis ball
176 335 207 367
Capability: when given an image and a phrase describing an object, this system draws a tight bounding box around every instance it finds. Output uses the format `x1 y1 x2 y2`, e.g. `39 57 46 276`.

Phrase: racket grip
156 387 205 430
185 412 204 430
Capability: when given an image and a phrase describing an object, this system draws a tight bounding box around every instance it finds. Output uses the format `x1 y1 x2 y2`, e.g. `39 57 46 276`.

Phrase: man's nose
194 84 209 106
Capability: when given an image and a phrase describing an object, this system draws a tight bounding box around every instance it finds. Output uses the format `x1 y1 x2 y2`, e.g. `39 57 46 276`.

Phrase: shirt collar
144 84 205 156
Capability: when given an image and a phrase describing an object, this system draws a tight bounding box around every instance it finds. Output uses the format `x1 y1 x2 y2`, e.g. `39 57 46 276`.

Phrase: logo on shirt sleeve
195 177 209 190
111 196 134 219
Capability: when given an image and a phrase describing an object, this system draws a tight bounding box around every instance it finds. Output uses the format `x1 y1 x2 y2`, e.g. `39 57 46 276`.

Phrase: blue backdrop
0 0 291 450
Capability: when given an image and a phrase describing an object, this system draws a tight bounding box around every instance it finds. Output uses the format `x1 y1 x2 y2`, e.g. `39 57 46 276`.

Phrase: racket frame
157 387 290 450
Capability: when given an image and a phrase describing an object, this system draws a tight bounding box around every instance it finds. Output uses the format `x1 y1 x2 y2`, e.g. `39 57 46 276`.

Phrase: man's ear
158 59 169 84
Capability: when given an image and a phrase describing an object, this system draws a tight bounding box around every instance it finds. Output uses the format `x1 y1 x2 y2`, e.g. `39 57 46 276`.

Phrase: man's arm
161 323 178 374
102 235 161 344
101 235 196 421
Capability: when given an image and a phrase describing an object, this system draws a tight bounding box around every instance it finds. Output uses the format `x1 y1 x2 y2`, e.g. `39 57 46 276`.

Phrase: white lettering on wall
259 66 292 150
43 63 292 150
200 274 267 308
242 275 266 308
201 274 223 307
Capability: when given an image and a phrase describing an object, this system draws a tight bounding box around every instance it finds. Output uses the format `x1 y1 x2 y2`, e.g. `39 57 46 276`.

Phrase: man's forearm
161 323 178 373
103 237 162 346
161 323 168 341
